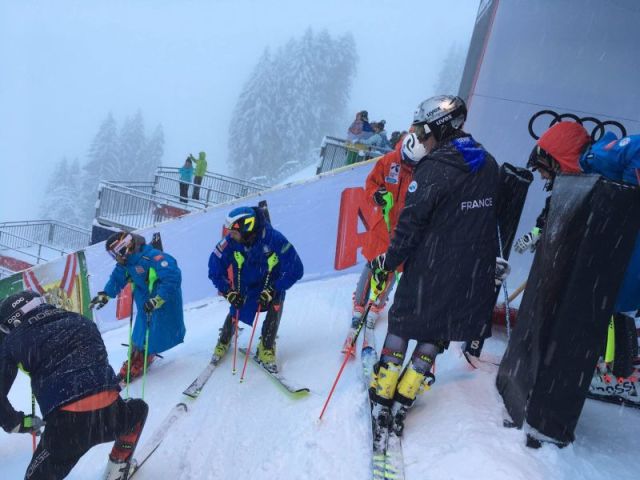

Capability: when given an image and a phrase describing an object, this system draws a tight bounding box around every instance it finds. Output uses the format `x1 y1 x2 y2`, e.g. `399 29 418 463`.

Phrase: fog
0 0 479 222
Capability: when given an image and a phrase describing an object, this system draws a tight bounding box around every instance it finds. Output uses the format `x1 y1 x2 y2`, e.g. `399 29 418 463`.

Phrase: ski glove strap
90 292 110 310
12 414 44 435
224 290 245 309
143 296 165 313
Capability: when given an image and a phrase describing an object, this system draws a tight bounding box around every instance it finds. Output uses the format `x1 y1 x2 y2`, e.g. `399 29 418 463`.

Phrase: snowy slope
2 272 638 480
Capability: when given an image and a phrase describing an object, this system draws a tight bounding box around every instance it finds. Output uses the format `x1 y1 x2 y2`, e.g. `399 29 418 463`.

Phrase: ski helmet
225 206 262 244
105 231 134 261
0 290 46 336
412 95 467 142
401 133 428 165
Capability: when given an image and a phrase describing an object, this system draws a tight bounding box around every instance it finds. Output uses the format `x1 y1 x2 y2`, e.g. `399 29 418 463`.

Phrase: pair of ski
108 347 309 479
354 316 405 480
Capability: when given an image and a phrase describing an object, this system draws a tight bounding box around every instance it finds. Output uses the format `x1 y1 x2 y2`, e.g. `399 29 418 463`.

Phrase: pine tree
40 157 82 225
228 29 358 182
119 110 148 180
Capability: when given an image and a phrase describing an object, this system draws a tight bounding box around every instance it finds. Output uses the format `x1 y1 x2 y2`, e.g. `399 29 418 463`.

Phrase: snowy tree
142 124 165 176
228 29 358 181
39 157 83 225
434 43 468 95
119 110 149 180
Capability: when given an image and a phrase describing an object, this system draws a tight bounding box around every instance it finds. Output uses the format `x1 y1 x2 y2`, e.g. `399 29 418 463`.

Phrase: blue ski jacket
208 224 304 325
0 305 120 429
104 244 186 354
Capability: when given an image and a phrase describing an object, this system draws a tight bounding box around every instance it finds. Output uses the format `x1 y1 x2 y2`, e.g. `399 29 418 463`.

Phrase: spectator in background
363 120 393 153
347 110 374 142
390 130 408 149
192 152 208 201
179 157 194 204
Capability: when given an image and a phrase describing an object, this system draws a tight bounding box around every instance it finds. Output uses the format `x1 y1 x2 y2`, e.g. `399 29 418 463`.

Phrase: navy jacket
0 305 120 431
208 224 304 325
386 135 499 341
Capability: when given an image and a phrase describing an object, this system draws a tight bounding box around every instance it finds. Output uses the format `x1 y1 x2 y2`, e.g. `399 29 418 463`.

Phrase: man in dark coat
367 95 502 438
0 290 148 479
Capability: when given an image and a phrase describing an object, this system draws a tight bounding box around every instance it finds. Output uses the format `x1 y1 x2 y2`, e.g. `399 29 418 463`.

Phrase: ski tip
177 402 188 412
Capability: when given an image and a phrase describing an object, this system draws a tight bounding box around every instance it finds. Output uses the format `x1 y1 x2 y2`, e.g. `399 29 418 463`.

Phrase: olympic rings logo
528 110 627 142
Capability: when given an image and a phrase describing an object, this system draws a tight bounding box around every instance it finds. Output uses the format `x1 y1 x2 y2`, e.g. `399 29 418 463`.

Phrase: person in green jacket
192 151 208 200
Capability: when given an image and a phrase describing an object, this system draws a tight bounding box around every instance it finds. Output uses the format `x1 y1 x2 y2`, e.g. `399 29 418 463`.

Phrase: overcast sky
0 0 479 222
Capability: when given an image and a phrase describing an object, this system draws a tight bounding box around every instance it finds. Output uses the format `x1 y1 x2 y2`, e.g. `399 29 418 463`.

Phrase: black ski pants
25 396 148 480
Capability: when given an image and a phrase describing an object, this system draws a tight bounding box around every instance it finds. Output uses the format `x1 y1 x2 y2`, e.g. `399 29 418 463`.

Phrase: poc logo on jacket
460 197 493 211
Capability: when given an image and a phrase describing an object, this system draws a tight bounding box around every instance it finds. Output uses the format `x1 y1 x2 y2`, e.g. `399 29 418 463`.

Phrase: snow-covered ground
2 273 638 480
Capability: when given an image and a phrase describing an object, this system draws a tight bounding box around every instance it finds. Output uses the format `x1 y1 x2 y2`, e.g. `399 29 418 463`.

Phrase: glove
369 254 390 293
143 296 165 313
373 187 388 206
224 290 245 309
11 414 44 435
258 286 276 309
495 257 511 286
89 292 109 310
514 228 540 254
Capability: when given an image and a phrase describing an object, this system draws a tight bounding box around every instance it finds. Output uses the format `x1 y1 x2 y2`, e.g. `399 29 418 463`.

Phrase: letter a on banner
334 187 377 270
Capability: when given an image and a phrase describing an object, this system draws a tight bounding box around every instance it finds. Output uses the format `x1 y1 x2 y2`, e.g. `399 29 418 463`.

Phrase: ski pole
232 310 240 375
141 312 152 400
239 306 262 382
125 290 134 399
319 292 379 421
31 393 36 452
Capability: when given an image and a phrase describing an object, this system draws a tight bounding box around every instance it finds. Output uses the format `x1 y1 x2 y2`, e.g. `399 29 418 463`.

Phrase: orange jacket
362 142 413 261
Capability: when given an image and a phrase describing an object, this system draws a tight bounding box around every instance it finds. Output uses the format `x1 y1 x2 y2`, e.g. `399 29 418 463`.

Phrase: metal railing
0 230 69 265
0 220 90 251
316 136 389 174
154 167 268 203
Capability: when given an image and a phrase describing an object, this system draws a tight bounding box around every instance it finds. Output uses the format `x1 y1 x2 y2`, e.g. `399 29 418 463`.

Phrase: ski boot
105 399 148 480
119 350 156 383
256 337 278 373
391 362 436 436
212 338 230 363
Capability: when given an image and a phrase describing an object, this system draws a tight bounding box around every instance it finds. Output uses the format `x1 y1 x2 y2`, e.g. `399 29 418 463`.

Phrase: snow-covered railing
0 220 90 251
316 136 386 174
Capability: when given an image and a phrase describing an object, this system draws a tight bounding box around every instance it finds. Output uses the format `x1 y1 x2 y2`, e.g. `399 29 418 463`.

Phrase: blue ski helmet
225 206 262 243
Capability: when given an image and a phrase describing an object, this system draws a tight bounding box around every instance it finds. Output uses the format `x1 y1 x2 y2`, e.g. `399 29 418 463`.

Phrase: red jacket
362 142 413 262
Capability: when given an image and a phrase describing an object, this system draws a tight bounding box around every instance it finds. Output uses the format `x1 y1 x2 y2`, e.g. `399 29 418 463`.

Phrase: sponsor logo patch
153 255 164 261
408 180 418 193
161 260 169 267
619 137 631 147
135 266 145 274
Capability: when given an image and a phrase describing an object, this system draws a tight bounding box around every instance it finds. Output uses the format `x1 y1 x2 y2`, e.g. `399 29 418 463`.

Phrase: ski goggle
107 234 133 260
413 123 432 142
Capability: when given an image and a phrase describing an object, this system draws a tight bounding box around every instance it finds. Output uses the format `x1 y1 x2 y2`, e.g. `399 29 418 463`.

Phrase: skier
208 205 304 373
342 132 416 353
366 95 503 437
192 151 208 201
91 231 186 382
0 290 148 479
517 120 640 407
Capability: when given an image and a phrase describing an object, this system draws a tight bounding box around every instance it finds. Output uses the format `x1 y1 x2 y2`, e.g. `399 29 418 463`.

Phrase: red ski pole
239 306 262 382
319 301 374 421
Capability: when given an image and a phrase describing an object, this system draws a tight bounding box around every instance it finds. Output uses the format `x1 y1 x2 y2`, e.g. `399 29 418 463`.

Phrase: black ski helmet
412 95 467 142
225 206 263 244
0 290 46 336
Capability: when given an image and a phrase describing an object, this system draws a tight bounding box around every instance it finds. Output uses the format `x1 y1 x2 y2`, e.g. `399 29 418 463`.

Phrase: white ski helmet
401 133 428 165
413 95 467 141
